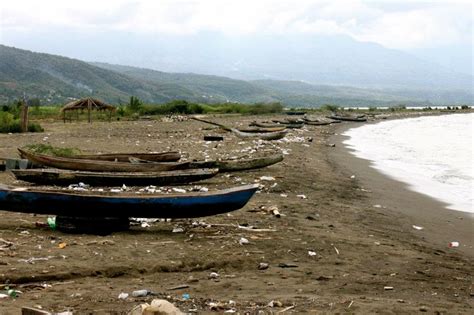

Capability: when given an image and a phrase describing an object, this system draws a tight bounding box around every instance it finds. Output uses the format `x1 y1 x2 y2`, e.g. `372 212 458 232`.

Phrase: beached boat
302 117 340 125
327 114 367 122
191 117 287 140
0 184 258 218
18 149 189 172
249 121 301 129
238 126 286 133
11 168 219 186
72 151 181 162
189 153 284 172
230 128 287 140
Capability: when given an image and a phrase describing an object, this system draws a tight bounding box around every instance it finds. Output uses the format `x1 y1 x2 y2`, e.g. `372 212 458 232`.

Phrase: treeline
118 98 284 116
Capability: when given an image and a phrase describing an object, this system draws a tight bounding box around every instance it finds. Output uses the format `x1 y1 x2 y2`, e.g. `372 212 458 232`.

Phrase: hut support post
88 99 91 123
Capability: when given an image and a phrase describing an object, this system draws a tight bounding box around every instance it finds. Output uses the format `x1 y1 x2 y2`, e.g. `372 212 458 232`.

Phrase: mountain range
0 43 472 106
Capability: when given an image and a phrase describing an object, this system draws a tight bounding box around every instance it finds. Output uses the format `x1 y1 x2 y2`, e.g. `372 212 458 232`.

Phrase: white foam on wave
343 113 474 214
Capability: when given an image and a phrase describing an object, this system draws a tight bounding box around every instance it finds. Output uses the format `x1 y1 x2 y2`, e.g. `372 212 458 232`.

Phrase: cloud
1 0 472 50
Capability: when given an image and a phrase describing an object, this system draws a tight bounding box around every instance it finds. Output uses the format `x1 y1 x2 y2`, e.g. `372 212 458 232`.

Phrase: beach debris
267 300 283 307
373 204 382 208
278 263 298 268
58 242 67 249
308 251 317 257
167 284 189 291
172 188 186 193
333 246 340 255
412 225 424 230
259 176 275 181
0 293 8 299
131 289 155 297
449 241 459 248
258 262 269 270
118 292 129 299
419 306 428 312
172 227 185 233
209 272 220 279
239 237 250 245
384 286 394 290
347 301 354 308
297 194 307 199
128 298 184 315
280 193 287 198
327 143 336 147
279 305 296 312
18 256 54 264
182 293 190 300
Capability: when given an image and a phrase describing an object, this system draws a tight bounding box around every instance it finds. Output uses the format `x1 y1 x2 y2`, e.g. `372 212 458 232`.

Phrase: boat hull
11 168 219 186
0 184 258 218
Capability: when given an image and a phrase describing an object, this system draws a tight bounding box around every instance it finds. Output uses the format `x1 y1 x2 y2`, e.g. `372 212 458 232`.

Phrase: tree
128 96 142 113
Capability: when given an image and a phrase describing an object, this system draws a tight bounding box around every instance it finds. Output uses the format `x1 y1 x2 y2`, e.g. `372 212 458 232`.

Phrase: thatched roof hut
61 98 115 123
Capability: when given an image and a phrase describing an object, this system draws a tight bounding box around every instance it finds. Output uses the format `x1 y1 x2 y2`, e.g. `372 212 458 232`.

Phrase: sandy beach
0 112 473 313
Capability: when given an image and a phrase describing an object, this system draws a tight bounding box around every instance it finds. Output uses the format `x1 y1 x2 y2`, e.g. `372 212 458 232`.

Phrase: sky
0 0 472 73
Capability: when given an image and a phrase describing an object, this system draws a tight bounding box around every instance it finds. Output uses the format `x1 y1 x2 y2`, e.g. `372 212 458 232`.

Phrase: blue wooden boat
0 184 258 218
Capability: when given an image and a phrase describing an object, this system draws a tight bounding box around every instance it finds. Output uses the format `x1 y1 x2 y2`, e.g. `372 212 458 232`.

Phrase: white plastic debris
118 292 129 299
373 204 382 208
449 241 459 248
384 286 394 291
280 194 288 198
209 272 219 279
172 227 185 233
260 176 275 181
239 237 250 245
110 189 121 193
350 175 356 179
297 194 307 199
172 188 186 193
412 225 424 230
308 251 317 257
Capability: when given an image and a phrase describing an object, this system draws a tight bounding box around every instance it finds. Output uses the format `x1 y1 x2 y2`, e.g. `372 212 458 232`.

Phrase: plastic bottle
131 289 152 297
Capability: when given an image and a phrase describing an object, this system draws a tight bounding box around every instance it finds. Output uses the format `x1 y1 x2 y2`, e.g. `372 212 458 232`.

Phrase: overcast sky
1 0 472 50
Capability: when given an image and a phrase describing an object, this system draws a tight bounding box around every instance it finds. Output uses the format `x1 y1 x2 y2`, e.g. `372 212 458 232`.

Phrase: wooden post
88 99 92 123
20 99 29 132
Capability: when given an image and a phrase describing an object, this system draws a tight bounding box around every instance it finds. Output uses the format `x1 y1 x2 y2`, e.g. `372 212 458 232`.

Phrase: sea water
343 113 474 214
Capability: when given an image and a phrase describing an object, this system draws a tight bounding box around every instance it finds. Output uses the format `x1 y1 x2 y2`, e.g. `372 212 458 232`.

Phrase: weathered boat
238 126 286 133
303 117 340 125
191 117 287 140
11 168 219 186
230 128 287 140
327 114 367 122
249 121 299 129
189 153 284 172
0 184 258 218
18 149 189 172
72 152 181 162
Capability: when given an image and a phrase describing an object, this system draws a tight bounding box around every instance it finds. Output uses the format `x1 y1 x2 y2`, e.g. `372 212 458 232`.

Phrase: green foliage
23 144 81 157
388 105 407 112
0 111 44 133
461 105 469 110
128 96 142 113
320 104 340 112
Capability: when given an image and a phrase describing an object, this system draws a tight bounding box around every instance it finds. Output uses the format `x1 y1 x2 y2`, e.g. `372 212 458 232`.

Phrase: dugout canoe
190 153 284 172
72 152 181 162
230 128 287 140
18 149 189 172
0 184 258 218
327 115 367 122
11 168 219 186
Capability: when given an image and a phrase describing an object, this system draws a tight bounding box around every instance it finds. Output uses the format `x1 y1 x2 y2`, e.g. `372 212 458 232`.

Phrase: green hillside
1 45 471 107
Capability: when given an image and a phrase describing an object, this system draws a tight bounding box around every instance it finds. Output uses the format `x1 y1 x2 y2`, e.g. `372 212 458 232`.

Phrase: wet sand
331 122 474 258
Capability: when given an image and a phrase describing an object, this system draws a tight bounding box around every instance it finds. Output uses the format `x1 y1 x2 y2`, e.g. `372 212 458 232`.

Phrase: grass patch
23 144 82 157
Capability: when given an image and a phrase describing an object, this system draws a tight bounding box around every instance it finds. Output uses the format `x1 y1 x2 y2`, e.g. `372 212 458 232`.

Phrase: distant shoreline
330 115 474 258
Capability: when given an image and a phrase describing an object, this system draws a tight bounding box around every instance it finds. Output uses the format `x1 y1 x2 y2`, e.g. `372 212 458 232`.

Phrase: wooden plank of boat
238 126 286 133
230 128 287 140
189 153 284 172
18 149 189 172
0 184 259 218
11 168 219 186
327 115 367 122
303 118 340 125
72 152 181 162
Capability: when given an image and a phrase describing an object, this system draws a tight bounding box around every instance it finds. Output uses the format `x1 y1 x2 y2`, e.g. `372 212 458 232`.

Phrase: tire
55 216 129 235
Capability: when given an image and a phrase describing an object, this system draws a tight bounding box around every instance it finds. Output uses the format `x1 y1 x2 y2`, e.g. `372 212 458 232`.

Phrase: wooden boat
327 114 367 122
230 128 287 140
0 184 258 218
270 120 304 128
190 153 283 172
285 111 306 115
250 121 303 129
302 117 340 125
18 149 189 172
72 152 181 162
238 126 286 133
11 168 219 186
191 117 287 140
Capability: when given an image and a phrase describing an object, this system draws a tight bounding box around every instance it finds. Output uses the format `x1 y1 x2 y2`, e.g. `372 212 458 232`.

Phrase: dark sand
331 121 474 258
0 113 473 313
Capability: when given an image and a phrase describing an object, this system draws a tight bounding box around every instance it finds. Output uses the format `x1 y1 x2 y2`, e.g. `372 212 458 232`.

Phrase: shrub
23 144 80 157
320 104 340 112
